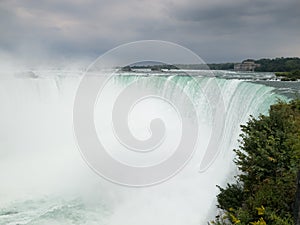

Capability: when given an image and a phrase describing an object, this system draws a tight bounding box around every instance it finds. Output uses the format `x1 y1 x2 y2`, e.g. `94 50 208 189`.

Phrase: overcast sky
0 0 300 66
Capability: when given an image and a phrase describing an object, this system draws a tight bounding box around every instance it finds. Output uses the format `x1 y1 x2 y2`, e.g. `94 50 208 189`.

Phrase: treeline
130 63 234 70
211 99 300 225
126 57 300 73
254 57 300 72
275 70 300 81
208 63 234 70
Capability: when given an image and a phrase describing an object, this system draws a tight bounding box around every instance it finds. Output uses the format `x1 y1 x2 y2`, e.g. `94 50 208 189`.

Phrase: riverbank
275 71 300 81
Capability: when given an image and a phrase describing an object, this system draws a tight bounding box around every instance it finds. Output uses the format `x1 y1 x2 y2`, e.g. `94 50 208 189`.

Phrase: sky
0 0 300 67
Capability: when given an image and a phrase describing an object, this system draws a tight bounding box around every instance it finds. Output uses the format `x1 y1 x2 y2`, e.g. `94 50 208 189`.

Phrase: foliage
275 70 300 81
211 99 300 225
254 57 300 72
216 183 245 211
128 57 300 73
208 63 235 70
130 63 235 70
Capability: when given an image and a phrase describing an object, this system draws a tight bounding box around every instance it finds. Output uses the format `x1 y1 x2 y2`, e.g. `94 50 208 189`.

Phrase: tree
211 99 300 225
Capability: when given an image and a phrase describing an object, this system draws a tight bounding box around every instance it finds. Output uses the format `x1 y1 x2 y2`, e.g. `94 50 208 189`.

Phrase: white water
0 71 284 225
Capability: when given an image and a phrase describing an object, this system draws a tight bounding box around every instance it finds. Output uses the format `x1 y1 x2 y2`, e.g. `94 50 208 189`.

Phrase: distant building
234 60 260 72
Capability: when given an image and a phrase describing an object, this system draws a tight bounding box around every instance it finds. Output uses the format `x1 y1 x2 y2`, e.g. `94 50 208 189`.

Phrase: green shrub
211 99 300 225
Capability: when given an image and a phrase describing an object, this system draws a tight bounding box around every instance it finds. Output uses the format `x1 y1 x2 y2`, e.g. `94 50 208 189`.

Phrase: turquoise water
0 71 289 225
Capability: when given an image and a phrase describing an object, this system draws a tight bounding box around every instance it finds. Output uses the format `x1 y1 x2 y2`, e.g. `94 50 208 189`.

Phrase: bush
211 99 300 225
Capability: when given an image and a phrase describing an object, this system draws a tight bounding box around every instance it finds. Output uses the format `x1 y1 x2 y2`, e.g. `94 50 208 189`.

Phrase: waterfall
0 72 284 225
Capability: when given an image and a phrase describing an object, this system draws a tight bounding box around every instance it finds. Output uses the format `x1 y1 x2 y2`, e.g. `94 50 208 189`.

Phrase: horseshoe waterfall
0 70 285 225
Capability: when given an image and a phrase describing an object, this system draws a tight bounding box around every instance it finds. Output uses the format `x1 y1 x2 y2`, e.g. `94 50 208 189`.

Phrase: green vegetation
130 63 234 70
126 58 300 75
254 57 300 81
211 99 300 225
254 57 300 72
208 63 234 70
275 70 300 81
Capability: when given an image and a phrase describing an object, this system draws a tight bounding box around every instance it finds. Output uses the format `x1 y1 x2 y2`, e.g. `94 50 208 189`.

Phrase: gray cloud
170 0 300 31
0 0 299 66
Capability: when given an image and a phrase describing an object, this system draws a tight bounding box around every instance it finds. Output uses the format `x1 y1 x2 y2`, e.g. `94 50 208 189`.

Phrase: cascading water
0 71 285 225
